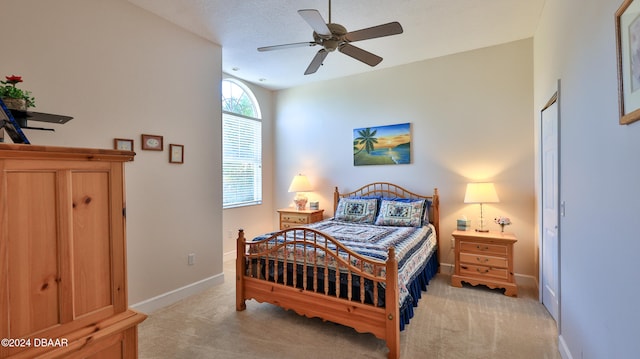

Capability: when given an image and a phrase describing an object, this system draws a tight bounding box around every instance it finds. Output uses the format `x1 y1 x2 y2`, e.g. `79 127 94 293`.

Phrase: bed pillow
381 197 430 226
334 198 379 223
375 199 426 227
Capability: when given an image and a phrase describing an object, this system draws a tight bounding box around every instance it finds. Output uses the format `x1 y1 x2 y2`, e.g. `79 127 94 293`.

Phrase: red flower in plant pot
0 74 35 108
4 75 23 86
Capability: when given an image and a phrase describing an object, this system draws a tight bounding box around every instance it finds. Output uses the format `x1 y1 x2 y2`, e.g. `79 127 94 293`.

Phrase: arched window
222 79 262 208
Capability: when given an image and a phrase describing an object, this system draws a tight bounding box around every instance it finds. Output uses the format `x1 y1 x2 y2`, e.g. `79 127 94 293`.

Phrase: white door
541 91 559 322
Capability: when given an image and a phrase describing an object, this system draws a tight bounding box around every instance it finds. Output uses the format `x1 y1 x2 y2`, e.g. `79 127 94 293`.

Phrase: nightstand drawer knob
476 245 489 250
476 257 489 263
476 268 490 274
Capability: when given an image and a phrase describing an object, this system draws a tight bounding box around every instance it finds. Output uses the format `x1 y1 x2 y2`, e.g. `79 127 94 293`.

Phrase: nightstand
277 208 324 229
451 230 518 297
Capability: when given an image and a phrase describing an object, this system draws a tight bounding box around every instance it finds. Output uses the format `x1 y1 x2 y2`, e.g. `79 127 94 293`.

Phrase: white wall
274 39 536 277
534 0 640 358
0 0 223 309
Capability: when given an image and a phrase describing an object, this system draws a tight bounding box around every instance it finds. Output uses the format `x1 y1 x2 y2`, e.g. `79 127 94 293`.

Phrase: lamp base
475 211 489 232
293 197 307 211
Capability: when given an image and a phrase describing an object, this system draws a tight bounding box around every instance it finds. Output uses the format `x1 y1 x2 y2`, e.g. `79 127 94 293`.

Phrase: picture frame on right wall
616 0 640 125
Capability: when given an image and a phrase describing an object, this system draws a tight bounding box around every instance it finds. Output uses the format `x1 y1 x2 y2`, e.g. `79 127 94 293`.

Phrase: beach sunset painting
353 122 411 166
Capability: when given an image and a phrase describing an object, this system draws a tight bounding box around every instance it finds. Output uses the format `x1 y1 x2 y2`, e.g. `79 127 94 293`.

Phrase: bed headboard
333 182 440 237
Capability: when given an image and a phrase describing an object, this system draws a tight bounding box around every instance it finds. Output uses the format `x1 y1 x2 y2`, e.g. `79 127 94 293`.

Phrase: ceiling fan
257 0 403 75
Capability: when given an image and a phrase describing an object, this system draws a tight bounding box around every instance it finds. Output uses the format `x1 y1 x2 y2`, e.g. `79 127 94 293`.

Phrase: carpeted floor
138 261 560 359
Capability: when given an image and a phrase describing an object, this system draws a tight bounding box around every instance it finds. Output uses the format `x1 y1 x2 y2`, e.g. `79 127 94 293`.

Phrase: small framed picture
169 144 184 164
141 134 163 151
616 0 640 125
114 138 134 151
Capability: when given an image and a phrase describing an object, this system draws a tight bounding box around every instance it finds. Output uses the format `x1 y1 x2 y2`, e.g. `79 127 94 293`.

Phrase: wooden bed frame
236 182 439 359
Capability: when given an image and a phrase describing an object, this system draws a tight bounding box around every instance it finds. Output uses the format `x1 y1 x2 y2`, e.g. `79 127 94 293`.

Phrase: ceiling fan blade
339 43 383 67
345 21 403 42
258 42 317 52
304 49 329 75
298 9 331 37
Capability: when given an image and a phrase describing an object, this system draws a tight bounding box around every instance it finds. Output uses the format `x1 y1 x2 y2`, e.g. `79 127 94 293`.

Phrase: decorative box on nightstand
277 208 324 229
451 230 518 297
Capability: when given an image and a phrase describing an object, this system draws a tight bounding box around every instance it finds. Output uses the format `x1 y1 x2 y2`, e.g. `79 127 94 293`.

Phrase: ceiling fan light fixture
323 39 340 52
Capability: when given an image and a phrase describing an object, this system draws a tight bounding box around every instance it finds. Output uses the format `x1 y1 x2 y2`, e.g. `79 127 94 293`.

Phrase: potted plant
0 75 35 111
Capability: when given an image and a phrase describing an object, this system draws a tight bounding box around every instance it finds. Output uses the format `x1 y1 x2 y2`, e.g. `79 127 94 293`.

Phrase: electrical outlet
188 253 195 265
450 237 455 249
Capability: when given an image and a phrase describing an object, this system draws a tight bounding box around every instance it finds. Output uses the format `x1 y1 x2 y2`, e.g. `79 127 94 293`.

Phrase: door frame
539 80 561 328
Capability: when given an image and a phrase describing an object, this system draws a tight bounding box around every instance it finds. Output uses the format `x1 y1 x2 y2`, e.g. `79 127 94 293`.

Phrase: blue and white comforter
248 219 437 308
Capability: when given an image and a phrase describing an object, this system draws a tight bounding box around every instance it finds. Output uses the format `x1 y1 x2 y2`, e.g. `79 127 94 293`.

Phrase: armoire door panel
6 171 61 337
71 171 113 317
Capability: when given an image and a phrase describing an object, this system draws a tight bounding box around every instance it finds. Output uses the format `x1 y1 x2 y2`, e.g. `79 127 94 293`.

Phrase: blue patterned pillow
382 197 430 226
335 198 378 223
375 199 425 227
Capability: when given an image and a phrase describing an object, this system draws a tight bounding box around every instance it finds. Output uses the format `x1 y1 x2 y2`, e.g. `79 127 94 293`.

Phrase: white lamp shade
464 182 499 204
288 174 312 193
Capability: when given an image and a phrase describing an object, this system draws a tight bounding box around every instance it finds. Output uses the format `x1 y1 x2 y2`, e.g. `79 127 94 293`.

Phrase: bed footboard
236 228 400 359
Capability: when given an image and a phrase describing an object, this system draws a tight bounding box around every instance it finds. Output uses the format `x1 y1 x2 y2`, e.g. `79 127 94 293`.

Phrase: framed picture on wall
353 123 411 166
141 134 163 151
169 144 184 164
114 138 134 151
616 0 640 125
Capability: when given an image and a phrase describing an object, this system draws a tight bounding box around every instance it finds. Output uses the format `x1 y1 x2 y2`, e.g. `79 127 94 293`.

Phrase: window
222 79 262 208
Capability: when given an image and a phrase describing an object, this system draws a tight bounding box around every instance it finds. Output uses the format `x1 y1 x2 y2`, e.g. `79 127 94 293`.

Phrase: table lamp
288 174 313 210
463 182 499 232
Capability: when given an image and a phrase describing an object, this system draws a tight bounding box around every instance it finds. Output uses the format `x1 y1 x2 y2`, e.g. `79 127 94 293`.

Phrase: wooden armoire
0 144 146 358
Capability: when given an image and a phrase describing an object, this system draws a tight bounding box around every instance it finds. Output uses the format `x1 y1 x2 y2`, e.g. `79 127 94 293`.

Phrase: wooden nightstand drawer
459 263 509 281
281 213 310 224
459 252 507 268
460 241 507 256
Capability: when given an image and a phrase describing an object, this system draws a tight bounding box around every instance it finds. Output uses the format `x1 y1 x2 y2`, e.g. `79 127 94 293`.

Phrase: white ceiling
128 0 545 90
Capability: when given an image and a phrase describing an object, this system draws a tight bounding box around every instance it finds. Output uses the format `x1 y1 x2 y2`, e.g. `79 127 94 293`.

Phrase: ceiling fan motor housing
314 23 347 51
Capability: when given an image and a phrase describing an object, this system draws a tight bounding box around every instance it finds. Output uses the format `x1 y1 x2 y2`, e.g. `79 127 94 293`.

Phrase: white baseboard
223 250 237 263
558 334 572 359
515 272 537 289
131 273 224 314
439 262 455 275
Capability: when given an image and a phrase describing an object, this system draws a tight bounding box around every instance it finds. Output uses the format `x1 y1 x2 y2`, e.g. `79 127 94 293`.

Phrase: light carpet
138 261 560 358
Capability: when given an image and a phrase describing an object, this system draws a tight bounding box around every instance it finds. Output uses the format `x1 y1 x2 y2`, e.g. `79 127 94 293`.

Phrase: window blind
222 113 262 208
